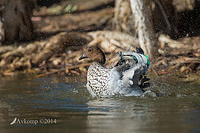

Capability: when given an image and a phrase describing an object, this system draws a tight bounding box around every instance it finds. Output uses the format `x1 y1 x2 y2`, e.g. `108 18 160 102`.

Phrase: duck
79 46 150 97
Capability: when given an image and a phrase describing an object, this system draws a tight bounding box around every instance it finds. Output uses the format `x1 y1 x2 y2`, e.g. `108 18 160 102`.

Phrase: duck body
79 46 150 97
86 62 112 97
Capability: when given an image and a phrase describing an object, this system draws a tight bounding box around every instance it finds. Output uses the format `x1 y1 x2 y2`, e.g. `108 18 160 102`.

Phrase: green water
0 75 200 133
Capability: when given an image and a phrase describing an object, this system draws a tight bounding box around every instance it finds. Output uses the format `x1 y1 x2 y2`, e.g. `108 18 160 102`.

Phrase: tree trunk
130 0 156 59
113 0 135 35
113 0 176 59
0 0 33 45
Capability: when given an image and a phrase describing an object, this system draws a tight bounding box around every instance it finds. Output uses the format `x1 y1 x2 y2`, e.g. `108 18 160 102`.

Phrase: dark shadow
175 1 200 38
37 0 62 7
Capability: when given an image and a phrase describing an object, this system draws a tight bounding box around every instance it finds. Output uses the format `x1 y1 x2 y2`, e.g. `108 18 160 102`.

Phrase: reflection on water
0 75 200 133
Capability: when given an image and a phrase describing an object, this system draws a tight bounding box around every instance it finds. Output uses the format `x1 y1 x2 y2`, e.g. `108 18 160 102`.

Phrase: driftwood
1 30 199 75
87 30 139 53
32 32 91 65
169 57 200 65
0 32 92 74
156 34 200 73
158 34 197 49
0 0 200 76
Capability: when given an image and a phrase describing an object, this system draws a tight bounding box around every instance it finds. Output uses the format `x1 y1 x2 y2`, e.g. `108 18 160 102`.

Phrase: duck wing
114 49 150 91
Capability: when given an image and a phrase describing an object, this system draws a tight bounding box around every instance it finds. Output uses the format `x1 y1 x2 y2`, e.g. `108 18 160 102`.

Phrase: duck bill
79 54 87 60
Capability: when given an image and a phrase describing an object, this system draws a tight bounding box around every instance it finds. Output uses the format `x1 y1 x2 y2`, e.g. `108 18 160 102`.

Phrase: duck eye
88 49 92 52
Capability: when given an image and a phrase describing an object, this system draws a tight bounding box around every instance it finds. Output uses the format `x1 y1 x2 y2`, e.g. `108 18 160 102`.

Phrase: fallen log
158 34 200 49
87 30 139 53
32 32 91 65
169 56 200 65
0 32 92 72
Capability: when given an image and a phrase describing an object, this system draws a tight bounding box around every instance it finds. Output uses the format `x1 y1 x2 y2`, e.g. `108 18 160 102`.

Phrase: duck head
79 46 106 64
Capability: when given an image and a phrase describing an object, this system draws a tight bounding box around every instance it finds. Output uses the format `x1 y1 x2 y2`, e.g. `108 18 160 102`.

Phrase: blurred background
0 0 200 76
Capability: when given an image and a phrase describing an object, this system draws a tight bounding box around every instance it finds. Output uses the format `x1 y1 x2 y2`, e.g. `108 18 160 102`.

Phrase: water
0 75 200 133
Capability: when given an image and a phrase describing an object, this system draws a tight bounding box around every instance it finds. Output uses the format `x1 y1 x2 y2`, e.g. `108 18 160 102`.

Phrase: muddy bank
0 0 200 80
0 30 199 79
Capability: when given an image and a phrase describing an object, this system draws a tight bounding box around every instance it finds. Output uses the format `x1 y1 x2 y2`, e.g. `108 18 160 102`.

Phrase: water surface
0 75 200 133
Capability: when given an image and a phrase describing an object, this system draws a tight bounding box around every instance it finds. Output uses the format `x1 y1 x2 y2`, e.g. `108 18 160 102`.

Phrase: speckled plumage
87 62 112 97
79 46 150 97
